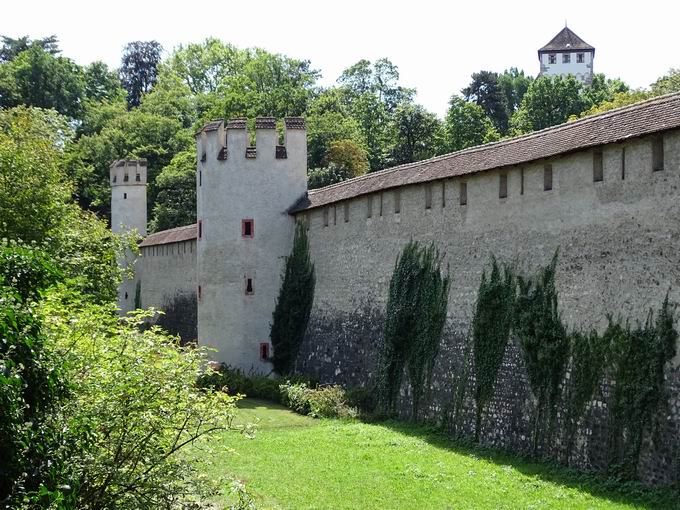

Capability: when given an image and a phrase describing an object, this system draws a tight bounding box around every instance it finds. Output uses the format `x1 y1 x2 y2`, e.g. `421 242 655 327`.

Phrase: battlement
195 117 306 164
110 159 148 185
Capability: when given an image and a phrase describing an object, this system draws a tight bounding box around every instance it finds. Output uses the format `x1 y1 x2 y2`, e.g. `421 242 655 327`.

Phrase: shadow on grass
374 419 679 510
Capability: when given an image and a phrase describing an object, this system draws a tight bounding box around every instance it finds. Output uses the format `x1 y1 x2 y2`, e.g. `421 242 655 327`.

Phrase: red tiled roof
139 223 197 247
290 92 680 213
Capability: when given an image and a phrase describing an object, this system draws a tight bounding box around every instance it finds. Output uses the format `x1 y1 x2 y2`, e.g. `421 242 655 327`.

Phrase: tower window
562 53 571 64
652 137 664 171
199 171 202 187
549 54 556 64
136 173 141 182
394 190 401 214
124 173 129 182
544 164 553 191
459 182 467 206
344 202 349 223
593 149 604 182
198 284 202 302
123 192 127 199
124 291 128 300
259 342 270 360
425 184 432 209
242 219 254 237
577 53 584 63
112 174 117 183
245 278 254 295
198 220 203 240
499 174 508 199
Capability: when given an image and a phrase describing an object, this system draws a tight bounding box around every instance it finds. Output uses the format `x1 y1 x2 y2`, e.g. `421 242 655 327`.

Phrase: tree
511 75 588 134
0 34 59 62
149 150 197 232
463 71 509 134
389 102 440 165
270 222 315 374
119 40 163 108
497 67 533 114
307 163 353 190
0 45 85 117
324 139 369 177
441 96 499 153
582 73 629 107
651 68 680 95
577 90 652 118
83 61 124 102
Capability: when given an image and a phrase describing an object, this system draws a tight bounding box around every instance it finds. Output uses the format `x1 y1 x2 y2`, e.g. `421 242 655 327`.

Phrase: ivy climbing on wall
512 252 570 454
471 257 515 442
377 241 450 419
270 221 316 375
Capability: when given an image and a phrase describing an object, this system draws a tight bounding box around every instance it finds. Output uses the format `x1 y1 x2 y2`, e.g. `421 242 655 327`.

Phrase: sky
2 0 679 117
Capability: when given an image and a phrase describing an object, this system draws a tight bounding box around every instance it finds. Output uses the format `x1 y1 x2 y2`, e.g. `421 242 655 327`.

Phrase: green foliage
0 241 62 301
307 162 353 190
270 222 316 375
197 364 283 402
462 70 509 133
497 67 533 114
33 291 238 509
513 252 569 452
150 150 197 232
279 382 357 419
0 35 59 63
651 68 680 95
324 139 369 177
471 257 515 441
83 61 125 103
576 90 653 118
378 241 450 419
119 40 163 108
388 102 440 165
607 296 677 478
441 96 499 153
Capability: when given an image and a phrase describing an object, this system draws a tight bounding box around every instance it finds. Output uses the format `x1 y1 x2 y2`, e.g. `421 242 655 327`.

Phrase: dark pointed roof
539 27 594 53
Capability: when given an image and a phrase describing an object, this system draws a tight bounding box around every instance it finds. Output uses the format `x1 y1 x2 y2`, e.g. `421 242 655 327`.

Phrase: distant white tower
110 159 147 313
538 26 594 84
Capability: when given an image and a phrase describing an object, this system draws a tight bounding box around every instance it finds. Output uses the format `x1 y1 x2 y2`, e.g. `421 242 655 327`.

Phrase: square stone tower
195 117 308 372
538 26 594 84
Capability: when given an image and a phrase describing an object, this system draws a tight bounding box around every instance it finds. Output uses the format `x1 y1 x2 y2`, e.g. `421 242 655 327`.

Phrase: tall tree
84 61 124 102
149 150 196 232
441 96 499 153
389 102 440 165
462 71 509 134
497 68 533 114
651 68 680 95
0 35 59 62
119 41 163 108
582 73 629 107
511 75 588 134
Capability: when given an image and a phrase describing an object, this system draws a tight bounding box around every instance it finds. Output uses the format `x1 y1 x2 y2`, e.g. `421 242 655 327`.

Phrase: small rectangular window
199 171 202 187
259 343 270 360
459 182 467 206
424 184 432 209
441 182 446 208
544 164 553 191
593 149 604 182
577 53 584 63
344 202 349 223
242 219 254 238
499 173 508 199
323 207 329 227
367 195 373 218
333 206 337 225
520 167 525 195
198 284 202 302
562 53 570 64
124 173 129 182
136 173 141 182
112 174 117 183
379 193 383 216
394 190 401 214
198 220 203 239
549 54 556 64
621 147 626 180
123 192 127 200
245 278 254 295
652 137 664 171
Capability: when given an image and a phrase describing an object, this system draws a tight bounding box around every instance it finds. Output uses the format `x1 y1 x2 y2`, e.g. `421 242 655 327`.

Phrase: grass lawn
197 399 678 509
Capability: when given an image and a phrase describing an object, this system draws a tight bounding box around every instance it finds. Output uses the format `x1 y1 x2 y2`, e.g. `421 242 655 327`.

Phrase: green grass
198 399 678 509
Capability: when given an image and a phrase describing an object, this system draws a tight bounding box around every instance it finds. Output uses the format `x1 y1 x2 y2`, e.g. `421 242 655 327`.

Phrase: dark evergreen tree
462 70 509 134
119 40 163 108
270 222 316 374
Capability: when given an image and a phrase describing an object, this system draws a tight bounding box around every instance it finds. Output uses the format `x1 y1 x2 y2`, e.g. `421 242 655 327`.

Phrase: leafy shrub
279 382 357 419
197 364 281 402
345 386 377 414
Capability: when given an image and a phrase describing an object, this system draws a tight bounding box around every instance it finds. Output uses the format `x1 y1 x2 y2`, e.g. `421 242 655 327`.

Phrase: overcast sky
3 0 679 117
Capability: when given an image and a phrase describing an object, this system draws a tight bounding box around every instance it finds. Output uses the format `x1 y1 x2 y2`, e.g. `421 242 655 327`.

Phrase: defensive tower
196 117 308 371
110 158 147 313
538 26 594 84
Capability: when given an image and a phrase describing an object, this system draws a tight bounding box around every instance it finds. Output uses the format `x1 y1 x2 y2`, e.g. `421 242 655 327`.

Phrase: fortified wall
291 94 680 484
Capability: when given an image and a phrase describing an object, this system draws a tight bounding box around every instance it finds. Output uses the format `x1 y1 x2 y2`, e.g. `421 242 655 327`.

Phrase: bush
197 365 281 402
279 382 357 419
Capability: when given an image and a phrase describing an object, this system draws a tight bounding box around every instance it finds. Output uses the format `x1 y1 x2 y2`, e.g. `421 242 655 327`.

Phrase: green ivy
607 295 677 478
270 221 316 375
471 257 515 442
512 252 569 454
377 241 450 419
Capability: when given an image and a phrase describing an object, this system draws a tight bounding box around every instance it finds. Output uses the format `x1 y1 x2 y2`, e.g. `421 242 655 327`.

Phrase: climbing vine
606 295 677 478
512 252 570 453
471 257 515 442
377 241 450 419
270 221 316 375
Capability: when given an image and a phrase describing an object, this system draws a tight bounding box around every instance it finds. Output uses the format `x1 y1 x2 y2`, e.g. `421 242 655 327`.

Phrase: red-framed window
242 219 254 238
259 342 270 360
